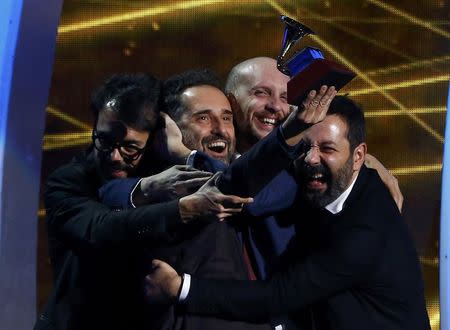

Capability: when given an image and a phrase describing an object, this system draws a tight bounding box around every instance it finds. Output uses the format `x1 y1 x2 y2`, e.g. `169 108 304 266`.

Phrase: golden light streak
367 0 450 40
307 17 450 26
43 139 91 151
38 209 46 217
58 0 228 34
390 164 442 176
365 106 446 117
420 256 439 267
348 75 450 96
265 0 445 144
46 107 92 131
366 55 450 76
44 132 91 141
427 298 440 329
285 6 414 62
43 132 91 151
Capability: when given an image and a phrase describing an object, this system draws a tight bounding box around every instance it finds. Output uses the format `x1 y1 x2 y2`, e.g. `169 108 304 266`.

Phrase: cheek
187 125 208 144
226 124 235 138
246 101 261 122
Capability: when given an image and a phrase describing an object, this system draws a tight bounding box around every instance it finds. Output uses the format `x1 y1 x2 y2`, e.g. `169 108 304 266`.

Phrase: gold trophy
277 16 356 106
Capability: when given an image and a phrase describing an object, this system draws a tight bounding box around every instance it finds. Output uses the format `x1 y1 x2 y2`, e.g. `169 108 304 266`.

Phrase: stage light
365 106 446 117
367 0 450 39
43 132 91 151
348 75 450 96
266 0 445 144
58 0 230 34
390 163 442 176
46 106 91 130
366 55 450 76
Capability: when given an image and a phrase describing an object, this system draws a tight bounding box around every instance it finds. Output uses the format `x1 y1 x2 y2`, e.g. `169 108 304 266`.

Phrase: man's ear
227 92 244 124
353 142 367 171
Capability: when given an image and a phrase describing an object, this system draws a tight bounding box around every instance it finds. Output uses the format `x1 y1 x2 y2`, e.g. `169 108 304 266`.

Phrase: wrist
131 177 153 206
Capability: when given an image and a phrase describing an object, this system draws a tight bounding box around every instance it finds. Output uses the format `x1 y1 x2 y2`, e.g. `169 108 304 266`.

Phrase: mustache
202 134 231 146
107 160 135 170
298 162 331 180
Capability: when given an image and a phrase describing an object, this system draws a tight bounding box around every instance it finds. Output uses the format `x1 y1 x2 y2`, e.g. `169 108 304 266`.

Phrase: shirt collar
325 173 359 214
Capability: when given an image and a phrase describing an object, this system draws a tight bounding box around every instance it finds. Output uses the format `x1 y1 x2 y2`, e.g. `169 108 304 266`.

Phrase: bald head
225 57 280 96
225 57 290 152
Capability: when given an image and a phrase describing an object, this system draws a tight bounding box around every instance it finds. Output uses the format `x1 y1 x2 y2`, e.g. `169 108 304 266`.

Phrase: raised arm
46 164 251 249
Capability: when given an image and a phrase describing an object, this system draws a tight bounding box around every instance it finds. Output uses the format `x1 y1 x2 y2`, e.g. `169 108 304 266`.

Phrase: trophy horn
277 16 315 75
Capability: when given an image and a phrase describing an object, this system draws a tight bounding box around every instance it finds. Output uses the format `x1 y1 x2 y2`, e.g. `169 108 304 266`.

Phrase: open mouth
253 114 281 133
256 115 278 126
306 173 328 190
206 140 227 155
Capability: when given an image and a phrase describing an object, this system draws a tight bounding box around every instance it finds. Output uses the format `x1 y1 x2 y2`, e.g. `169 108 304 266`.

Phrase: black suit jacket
184 166 430 330
35 150 184 330
96 127 304 330
37 128 303 330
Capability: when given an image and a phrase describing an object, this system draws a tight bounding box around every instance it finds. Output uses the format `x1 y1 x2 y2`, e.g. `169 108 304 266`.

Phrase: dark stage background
38 1 450 328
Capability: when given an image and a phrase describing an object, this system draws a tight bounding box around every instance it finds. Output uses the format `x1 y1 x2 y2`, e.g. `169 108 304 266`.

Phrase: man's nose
266 96 286 114
304 146 321 166
211 117 227 137
110 147 123 162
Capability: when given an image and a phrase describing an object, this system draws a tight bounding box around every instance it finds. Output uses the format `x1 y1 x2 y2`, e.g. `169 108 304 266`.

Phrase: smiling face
295 114 365 208
177 85 236 164
231 58 291 151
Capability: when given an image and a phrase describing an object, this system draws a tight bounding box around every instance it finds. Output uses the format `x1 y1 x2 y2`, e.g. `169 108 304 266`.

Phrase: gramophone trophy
277 16 356 106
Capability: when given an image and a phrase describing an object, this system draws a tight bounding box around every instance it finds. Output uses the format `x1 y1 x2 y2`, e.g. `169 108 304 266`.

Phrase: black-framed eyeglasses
92 130 145 162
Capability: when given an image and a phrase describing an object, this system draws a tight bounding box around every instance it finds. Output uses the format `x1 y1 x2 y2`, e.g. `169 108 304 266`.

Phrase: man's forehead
248 65 288 90
181 86 231 112
305 115 348 143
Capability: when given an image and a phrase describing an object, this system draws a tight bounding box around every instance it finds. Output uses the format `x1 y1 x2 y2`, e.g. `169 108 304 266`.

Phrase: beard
296 156 354 209
97 153 136 181
182 130 234 164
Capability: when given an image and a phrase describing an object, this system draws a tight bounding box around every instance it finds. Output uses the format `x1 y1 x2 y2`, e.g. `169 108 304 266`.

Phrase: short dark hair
327 95 366 150
90 73 162 131
163 69 222 122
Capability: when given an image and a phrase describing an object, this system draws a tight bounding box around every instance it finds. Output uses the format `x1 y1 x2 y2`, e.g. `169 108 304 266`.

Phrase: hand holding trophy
277 16 356 106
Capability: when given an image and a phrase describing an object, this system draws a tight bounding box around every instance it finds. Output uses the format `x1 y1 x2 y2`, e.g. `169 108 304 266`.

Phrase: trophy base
287 58 356 106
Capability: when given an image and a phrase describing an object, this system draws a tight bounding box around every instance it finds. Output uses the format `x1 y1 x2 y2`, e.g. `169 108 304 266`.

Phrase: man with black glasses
36 73 252 330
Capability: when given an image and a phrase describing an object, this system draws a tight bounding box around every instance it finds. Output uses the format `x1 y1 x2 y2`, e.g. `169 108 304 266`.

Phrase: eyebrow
320 140 337 146
304 140 338 147
192 109 233 115
192 109 212 115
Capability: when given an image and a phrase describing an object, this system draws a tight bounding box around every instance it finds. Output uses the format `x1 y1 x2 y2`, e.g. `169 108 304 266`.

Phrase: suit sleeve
218 126 304 197
45 164 183 249
98 178 141 209
184 221 385 322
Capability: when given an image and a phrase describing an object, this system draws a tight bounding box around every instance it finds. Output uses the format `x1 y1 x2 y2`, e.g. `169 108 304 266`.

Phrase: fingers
214 195 253 213
175 177 212 196
221 195 254 205
301 85 337 124
178 177 211 187
172 165 213 178
203 172 223 187
179 171 213 179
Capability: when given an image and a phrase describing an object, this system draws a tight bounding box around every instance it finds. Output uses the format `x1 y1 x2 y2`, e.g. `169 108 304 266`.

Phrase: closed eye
254 88 270 96
320 146 336 153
